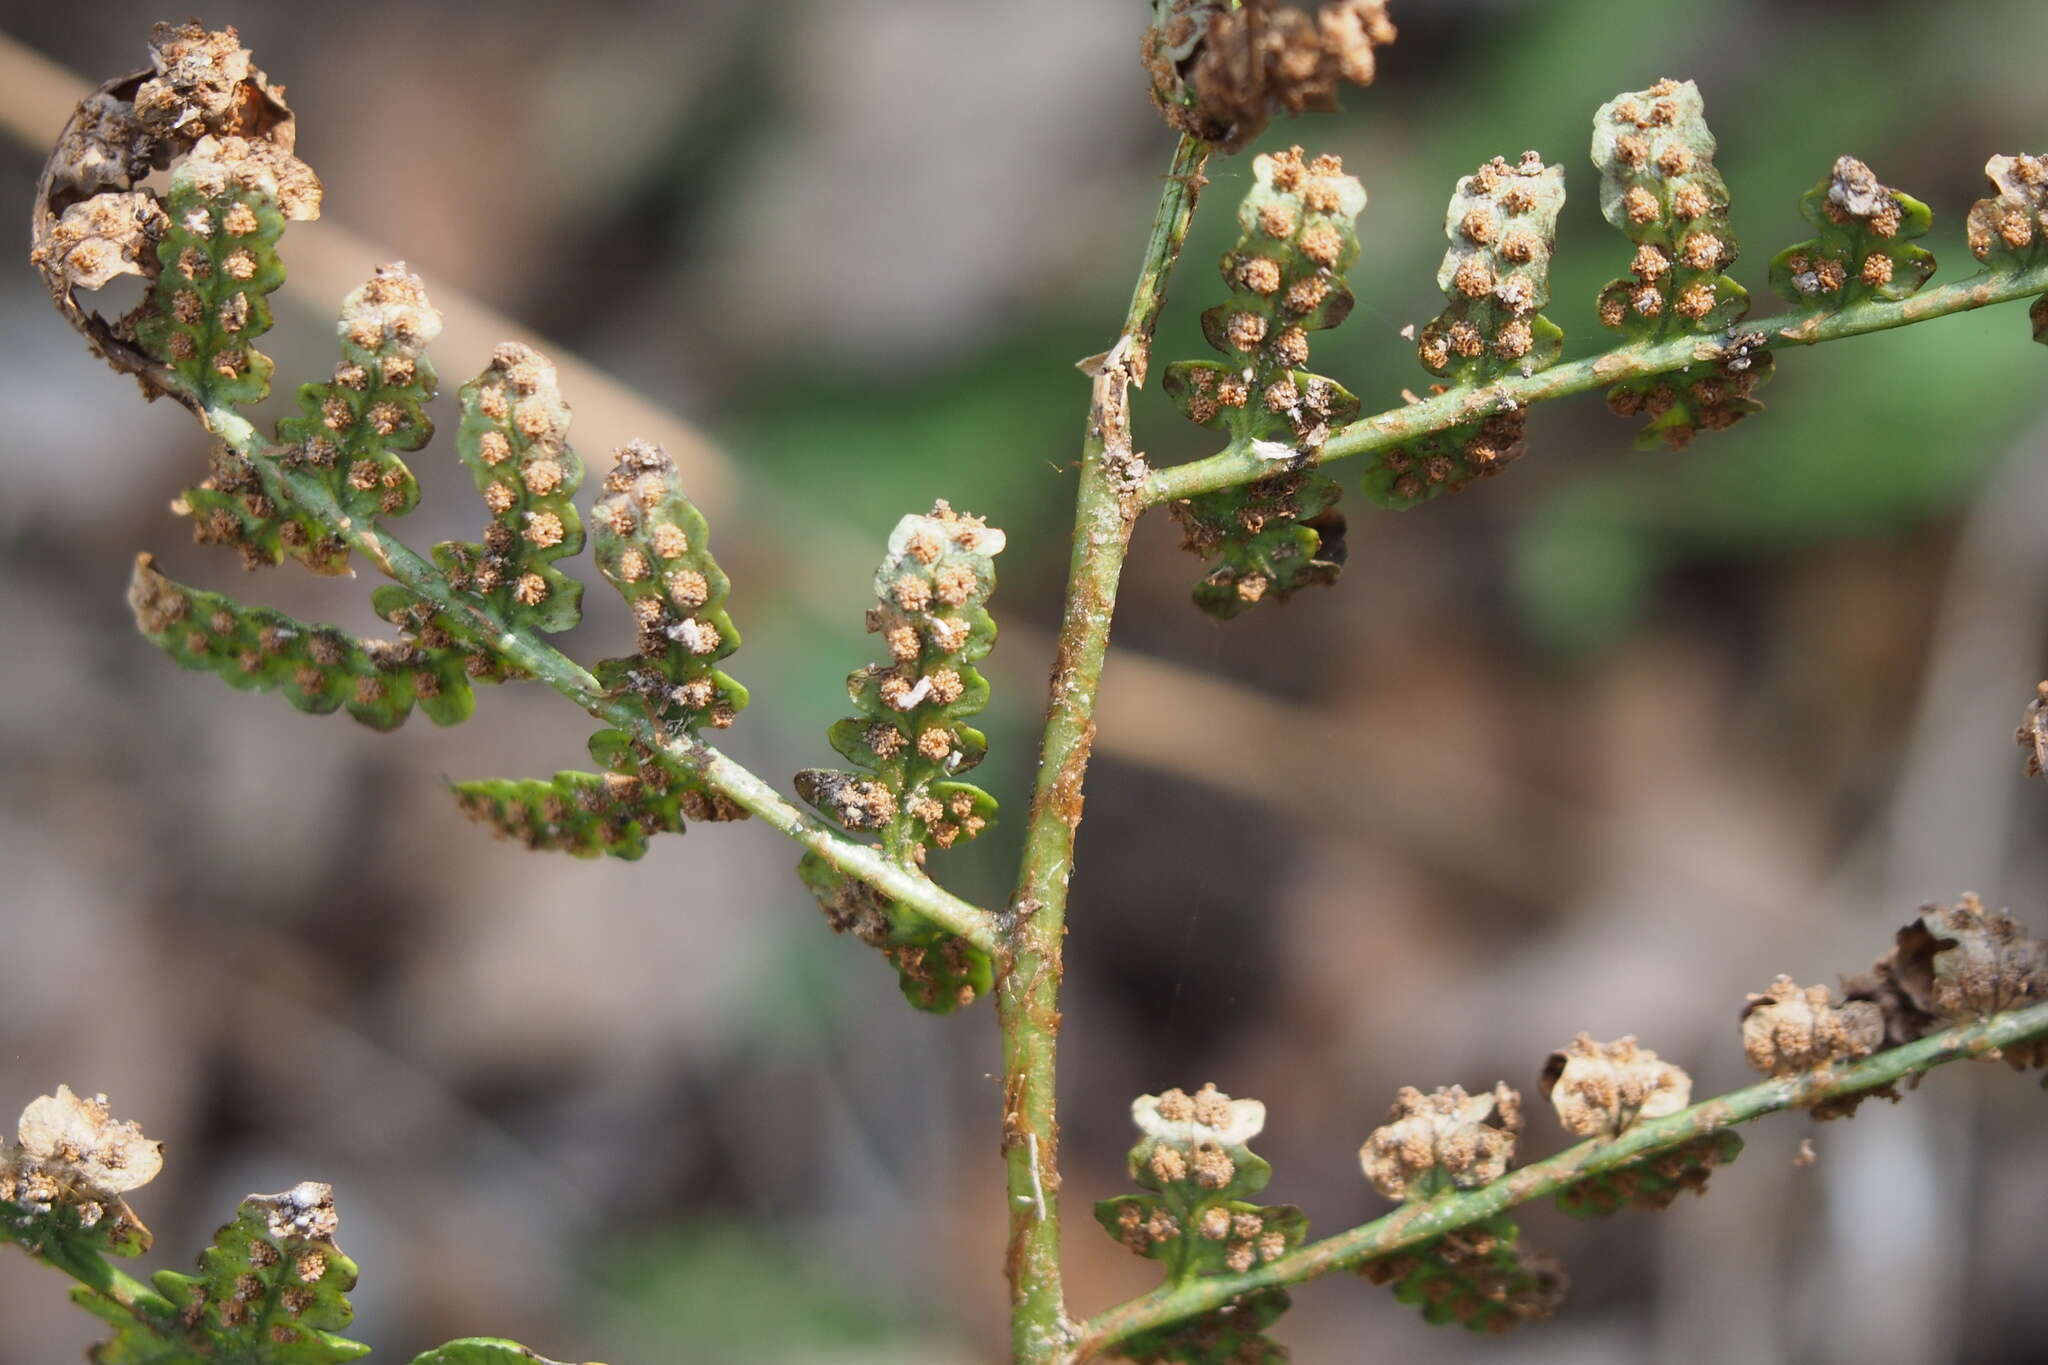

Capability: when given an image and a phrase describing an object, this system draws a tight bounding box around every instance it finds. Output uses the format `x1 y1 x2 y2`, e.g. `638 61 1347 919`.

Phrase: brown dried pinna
1896 896 2047 1023
0 1086 162 1210
1543 1035 1691 1139
1965 154 2048 263
1359 1082 1521 1200
1740 976 1884 1077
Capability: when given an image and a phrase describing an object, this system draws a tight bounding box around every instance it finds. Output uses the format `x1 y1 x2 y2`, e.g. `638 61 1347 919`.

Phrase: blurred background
2 2 2046 1361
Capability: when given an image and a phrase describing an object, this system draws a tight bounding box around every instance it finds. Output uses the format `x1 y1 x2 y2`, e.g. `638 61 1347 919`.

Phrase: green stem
2 1223 179 1334
44 1255 163 1320
197 406 1000 959
1071 998 2048 1360
1000 133 1210 1365
1140 260 2048 505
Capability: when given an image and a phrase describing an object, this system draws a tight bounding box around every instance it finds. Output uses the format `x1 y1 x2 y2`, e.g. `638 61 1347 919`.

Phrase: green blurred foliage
594 1222 925 1359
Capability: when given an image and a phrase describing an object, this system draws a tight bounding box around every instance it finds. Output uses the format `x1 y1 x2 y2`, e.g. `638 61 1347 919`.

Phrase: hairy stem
1071 998 2048 1359
1141 260 2048 505
196 406 1000 958
1001 134 1209 1364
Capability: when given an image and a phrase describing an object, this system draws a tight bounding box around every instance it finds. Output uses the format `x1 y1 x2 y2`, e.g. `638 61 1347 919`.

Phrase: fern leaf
129 556 476 731
1164 146 1365 616
407 1343 579 1365
1108 1288 1293 1364
797 854 992 1010
1965 153 2048 272
81 1183 368 1364
795 504 1004 1012
1554 1130 1742 1218
1367 151 1566 509
176 265 443 576
175 449 346 576
433 344 585 634
1591 79 1772 449
1769 158 1936 309
453 766 743 861
1965 152 2048 345
588 439 748 736
132 137 290 412
0 1086 160 1266
1359 1213 1566 1334
1094 1086 1305 1362
450 439 751 860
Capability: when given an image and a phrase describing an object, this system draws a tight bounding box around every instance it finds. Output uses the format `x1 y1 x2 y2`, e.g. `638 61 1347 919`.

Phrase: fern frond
433 344 586 634
1164 147 1366 615
796 503 1004 1011
1591 79 1770 448
1366 151 1566 508
1095 1086 1304 1362
129 556 477 730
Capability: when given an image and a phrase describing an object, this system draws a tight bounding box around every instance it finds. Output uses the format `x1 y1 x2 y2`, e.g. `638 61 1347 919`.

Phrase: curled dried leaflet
29 22 319 411
0 1085 162 1254
1845 894 2048 1071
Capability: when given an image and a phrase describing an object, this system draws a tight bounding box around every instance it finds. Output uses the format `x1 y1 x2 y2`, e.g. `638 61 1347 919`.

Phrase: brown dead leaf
1739 976 1884 1077
1145 0 1396 153
1846 893 2048 1071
